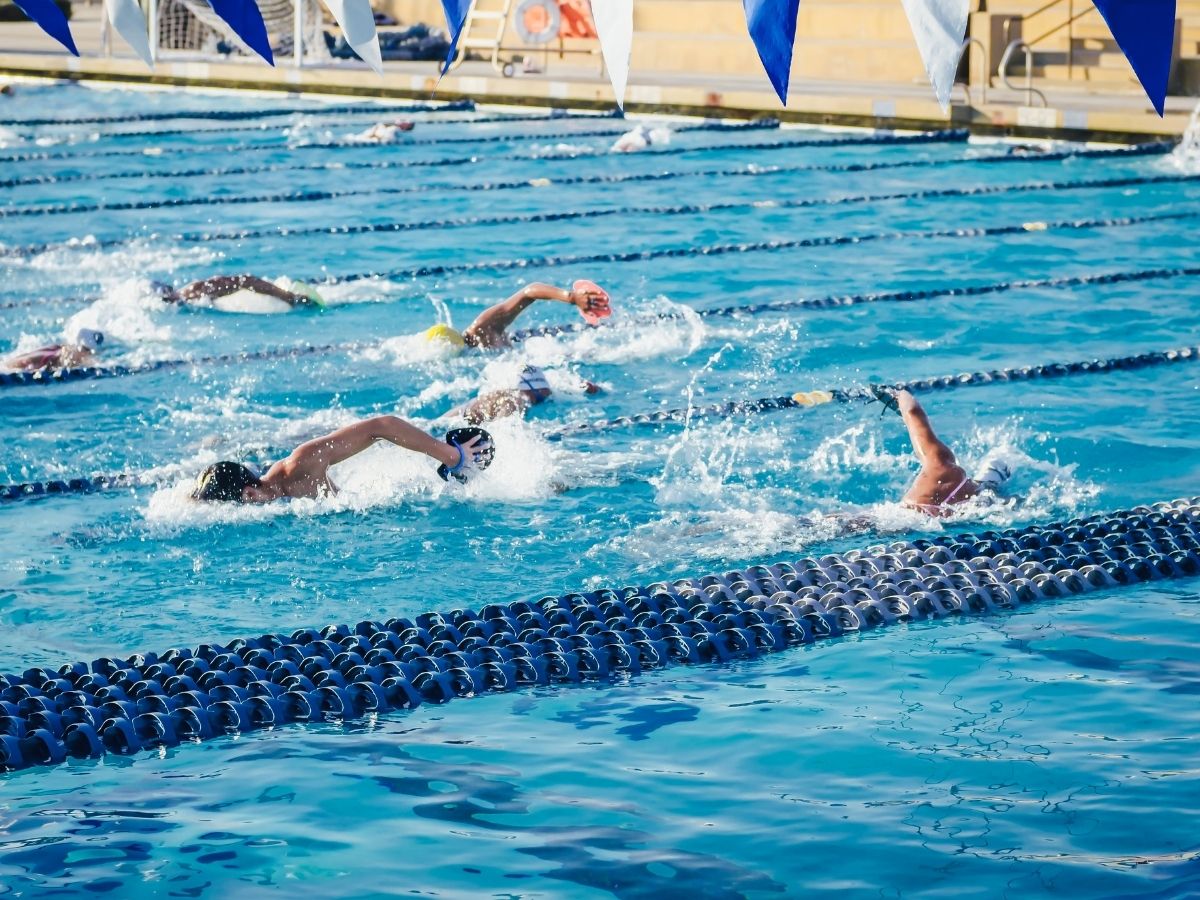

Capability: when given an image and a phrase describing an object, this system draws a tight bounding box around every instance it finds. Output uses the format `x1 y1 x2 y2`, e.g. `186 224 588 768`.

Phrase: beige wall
378 0 929 84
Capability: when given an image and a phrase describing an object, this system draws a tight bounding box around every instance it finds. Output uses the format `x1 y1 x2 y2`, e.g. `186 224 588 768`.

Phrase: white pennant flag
103 0 152 67
589 0 633 108
322 0 384 74
900 0 969 110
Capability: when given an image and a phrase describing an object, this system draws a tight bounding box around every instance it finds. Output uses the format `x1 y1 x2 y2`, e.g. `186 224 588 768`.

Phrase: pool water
1 82 1198 897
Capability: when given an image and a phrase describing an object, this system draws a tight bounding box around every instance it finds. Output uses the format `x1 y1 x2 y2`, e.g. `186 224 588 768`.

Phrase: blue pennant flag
742 0 800 104
439 0 472 74
1093 0 1176 116
11 0 78 55
208 0 274 65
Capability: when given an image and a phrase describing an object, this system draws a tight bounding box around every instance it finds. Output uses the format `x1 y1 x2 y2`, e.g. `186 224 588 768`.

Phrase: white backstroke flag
589 0 633 108
103 0 152 67
323 0 384 74
900 0 969 110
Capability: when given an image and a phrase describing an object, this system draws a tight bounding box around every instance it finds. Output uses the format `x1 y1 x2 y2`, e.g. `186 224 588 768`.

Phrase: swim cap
437 427 495 484
281 278 326 308
73 328 104 351
517 364 552 403
148 279 175 299
424 324 466 350
191 461 262 503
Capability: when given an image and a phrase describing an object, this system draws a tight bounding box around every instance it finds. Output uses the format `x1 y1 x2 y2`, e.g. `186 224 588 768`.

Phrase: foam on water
16 239 220 290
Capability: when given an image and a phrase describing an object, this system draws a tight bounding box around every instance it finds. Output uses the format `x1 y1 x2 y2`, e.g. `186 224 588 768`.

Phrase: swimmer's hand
446 434 494 484
569 286 611 319
894 389 918 414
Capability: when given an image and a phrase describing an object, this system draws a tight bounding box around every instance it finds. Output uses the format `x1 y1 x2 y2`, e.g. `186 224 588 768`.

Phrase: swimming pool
1 81 1199 897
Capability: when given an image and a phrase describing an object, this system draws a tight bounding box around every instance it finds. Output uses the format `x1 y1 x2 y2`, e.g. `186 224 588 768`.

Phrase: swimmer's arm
461 390 530 425
290 415 459 471
463 283 578 345
175 275 301 304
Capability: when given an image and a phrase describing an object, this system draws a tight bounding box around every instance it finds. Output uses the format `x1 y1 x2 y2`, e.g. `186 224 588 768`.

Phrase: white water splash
1166 100 1200 172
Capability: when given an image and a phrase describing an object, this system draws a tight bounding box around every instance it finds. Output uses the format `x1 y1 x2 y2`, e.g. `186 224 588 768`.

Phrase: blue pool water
1 82 1199 897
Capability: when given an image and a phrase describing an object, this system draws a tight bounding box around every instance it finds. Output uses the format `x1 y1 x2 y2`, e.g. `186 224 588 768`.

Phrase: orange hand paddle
573 279 612 326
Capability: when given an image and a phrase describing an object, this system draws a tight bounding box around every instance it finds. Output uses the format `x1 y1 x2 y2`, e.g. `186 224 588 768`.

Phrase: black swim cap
191 461 261 503
437 427 496 483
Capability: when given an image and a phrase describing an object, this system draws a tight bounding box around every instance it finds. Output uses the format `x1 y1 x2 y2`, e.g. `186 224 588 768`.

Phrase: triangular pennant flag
104 0 153 67
10 0 78 55
742 0 800 104
900 0 968 111
439 0 472 74
321 0 383 74
207 0 274 65
1093 0 1176 116
589 0 632 108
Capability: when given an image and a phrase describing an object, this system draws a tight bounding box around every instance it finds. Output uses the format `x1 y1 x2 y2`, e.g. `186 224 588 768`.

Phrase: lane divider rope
545 344 1200 438
0 99 477 128
4 342 1198 500
0 130 967 191
0 119 778 166
326 208 1200 285
1 203 1191 322
0 340 366 389
511 262 1200 341
0 111 619 146
0 498 1196 772
0 141 1168 221
3 170 1193 265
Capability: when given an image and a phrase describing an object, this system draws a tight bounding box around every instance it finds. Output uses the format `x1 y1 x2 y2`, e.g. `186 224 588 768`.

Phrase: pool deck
0 6 1193 143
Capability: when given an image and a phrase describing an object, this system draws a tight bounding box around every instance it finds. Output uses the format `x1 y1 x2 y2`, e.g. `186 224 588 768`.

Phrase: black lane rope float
4 170 1193 264
0 119 778 166
510 262 1200 342
2 204 1191 317
0 141 1168 221
1 497 1196 772
0 99 477 128
325 208 1200 285
1 205 1192 316
4 342 1198 501
0 130 967 191
2 110 623 147
546 344 1200 438
0 340 367 390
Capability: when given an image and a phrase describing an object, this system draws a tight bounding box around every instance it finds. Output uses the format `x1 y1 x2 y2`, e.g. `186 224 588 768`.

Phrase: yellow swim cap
424 324 466 350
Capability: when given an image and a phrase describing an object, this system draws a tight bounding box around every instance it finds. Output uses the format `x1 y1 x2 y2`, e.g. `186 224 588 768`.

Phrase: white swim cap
73 328 104 351
518 364 551 395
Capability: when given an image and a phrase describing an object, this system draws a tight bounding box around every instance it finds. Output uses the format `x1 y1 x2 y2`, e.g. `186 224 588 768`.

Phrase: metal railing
998 40 1047 107
959 37 988 105
999 0 1097 95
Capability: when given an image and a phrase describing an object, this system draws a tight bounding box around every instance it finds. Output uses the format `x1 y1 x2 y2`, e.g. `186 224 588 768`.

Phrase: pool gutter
0 51 1188 146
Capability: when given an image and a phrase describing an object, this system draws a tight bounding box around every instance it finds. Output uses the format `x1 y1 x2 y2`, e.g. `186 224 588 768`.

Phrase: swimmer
0 84 13 97
610 124 671 154
3 327 104 372
153 275 324 312
459 363 602 424
872 386 1011 517
354 120 416 143
191 417 494 503
424 281 612 352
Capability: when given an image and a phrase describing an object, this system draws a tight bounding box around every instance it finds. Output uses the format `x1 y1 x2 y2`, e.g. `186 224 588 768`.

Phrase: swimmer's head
73 328 104 352
517 364 552 404
191 461 262 503
278 277 325 307
424 324 466 353
149 280 177 302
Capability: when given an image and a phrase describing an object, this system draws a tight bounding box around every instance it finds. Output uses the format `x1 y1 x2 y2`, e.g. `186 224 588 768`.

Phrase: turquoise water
1 82 1199 897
